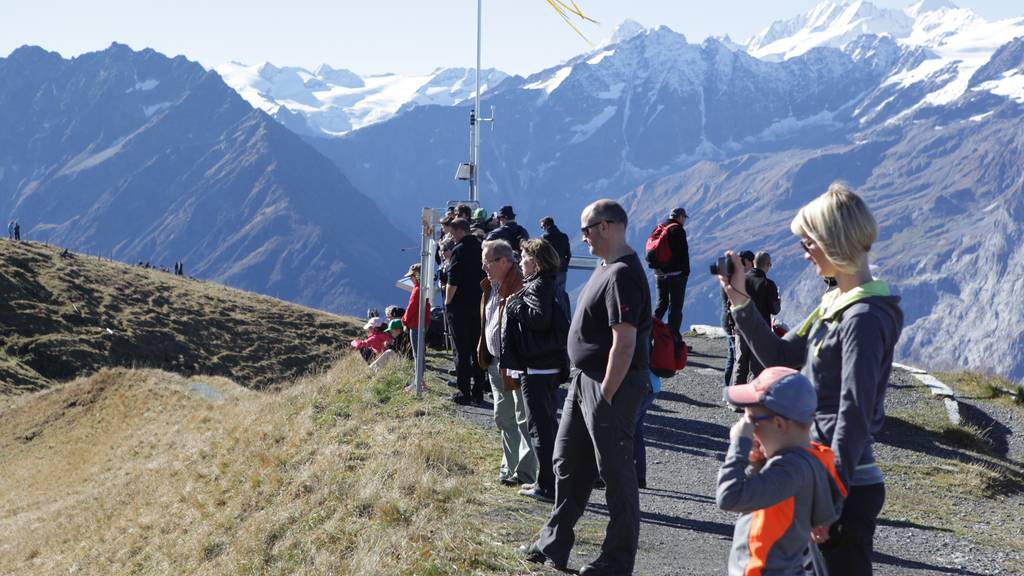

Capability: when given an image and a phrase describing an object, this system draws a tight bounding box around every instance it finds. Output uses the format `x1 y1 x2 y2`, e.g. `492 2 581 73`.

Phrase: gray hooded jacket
732 280 903 487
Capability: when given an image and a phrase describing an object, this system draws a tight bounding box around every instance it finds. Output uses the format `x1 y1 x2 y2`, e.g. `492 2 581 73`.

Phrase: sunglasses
581 220 615 236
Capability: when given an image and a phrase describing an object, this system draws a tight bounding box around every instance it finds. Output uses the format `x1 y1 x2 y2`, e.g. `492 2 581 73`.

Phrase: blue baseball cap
724 366 817 425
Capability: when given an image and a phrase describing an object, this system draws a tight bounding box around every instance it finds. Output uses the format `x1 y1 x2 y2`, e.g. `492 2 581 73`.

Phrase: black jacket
656 220 690 275
487 221 530 253
448 234 485 310
502 272 569 371
542 225 572 272
745 268 781 322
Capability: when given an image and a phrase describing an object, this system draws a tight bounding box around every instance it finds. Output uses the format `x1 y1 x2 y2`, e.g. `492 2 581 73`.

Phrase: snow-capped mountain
747 0 914 60
214 61 508 137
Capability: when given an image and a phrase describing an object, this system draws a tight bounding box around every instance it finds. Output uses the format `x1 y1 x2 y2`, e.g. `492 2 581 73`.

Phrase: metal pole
472 0 483 203
414 208 434 396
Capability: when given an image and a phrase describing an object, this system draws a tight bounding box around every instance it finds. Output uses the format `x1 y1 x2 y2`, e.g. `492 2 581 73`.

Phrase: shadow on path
874 552 990 575
584 501 734 537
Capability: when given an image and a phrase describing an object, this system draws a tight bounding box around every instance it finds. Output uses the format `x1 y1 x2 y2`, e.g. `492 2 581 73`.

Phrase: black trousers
820 483 886 575
536 370 646 574
654 274 687 335
448 306 486 398
520 372 560 495
735 333 763 384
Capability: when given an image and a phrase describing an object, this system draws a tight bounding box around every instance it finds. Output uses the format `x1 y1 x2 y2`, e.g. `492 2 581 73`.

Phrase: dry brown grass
0 355 548 575
0 240 362 394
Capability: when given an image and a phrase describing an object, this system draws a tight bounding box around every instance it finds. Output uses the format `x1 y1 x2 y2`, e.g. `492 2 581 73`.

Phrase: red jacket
352 331 393 355
402 285 430 330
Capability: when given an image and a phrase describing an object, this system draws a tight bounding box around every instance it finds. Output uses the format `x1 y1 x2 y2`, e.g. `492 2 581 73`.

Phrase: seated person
351 317 393 362
370 320 414 370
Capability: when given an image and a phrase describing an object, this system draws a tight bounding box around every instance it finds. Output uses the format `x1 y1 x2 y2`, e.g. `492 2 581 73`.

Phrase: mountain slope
312 26 889 234
0 240 360 394
621 88 1024 381
0 43 411 314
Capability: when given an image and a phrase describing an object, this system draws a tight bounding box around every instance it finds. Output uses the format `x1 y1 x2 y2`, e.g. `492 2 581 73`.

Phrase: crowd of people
353 184 903 576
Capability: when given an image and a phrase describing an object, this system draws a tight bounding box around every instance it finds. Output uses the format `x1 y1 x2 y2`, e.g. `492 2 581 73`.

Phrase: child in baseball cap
717 366 847 576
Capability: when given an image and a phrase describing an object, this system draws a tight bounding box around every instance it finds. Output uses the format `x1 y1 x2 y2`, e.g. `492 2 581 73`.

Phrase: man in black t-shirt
445 218 487 404
522 199 651 576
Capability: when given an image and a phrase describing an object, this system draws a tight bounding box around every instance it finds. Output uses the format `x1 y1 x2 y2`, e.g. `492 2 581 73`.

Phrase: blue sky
2 1 1020 76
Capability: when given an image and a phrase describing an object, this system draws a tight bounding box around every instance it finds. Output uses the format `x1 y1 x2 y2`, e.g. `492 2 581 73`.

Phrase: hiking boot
446 380 459 388
518 543 566 570
450 393 473 406
518 486 555 503
579 561 624 576
499 476 527 487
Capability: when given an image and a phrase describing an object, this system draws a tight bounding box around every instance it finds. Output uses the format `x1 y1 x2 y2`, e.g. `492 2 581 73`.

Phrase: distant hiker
503 238 570 503
521 199 651 575
731 250 756 385
351 317 393 362
13 222 20 241
719 183 903 576
647 207 690 337
539 216 572 316
446 218 487 405
735 251 781 384
7 220 13 239
479 238 537 486
718 367 846 576
486 205 529 255
401 263 430 361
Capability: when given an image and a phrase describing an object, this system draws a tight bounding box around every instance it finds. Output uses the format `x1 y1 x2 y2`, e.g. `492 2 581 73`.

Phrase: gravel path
444 335 1023 575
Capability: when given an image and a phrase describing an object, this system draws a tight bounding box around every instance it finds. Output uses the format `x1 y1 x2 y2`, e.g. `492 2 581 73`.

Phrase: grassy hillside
0 240 362 393
0 357 546 575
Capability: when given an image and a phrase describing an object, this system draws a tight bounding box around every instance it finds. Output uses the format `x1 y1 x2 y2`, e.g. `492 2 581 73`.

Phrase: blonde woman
719 182 903 576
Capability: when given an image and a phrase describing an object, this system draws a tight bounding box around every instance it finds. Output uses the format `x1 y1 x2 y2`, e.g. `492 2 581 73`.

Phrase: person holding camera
502 238 571 503
717 182 903 576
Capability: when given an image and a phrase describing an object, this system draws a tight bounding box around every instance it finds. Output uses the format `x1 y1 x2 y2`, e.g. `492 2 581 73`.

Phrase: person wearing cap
718 182 903 575
718 367 847 576
369 319 413 371
351 317 394 362
540 216 572 316
650 207 690 337
521 199 651 576
486 205 530 254
735 251 780 384
471 207 490 236
401 263 430 361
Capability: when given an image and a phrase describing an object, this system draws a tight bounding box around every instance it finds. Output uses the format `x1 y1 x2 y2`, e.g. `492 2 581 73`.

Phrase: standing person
731 251 756 384
648 207 689 337
503 238 570 503
721 288 738 387
13 221 20 241
718 367 846 576
540 216 572 317
719 182 903 576
401 263 430 362
446 218 487 405
521 199 652 576
487 205 529 254
479 239 538 487
735 251 781 383
7 220 13 239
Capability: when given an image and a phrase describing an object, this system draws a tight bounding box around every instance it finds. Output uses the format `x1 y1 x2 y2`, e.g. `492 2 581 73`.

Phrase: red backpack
650 317 687 378
645 222 678 269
